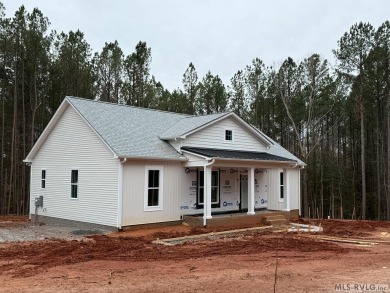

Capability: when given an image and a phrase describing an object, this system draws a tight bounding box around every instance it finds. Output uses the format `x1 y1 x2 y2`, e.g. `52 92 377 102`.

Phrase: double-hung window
279 171 284 201
41 170 46 189
71 170 79 199
198 170 219 205
145 166 163 211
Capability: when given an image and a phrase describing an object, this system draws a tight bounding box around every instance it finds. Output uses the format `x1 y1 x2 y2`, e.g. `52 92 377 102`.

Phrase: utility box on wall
35 196 43 208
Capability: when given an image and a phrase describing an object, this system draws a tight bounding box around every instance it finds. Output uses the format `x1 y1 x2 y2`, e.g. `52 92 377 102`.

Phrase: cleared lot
1 217 390 292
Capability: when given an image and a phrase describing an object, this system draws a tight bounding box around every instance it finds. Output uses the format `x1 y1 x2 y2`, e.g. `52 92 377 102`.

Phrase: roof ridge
66 96 192 117
188 111 232 118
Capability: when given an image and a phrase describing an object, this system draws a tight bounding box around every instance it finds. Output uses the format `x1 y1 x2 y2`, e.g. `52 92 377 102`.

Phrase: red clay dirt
1 217 390 292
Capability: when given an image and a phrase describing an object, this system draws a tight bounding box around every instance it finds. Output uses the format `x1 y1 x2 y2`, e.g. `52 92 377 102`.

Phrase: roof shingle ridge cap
191 111 232 117
65 96 192 117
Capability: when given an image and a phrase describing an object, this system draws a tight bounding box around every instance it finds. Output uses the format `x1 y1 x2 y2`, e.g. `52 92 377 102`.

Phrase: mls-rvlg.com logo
335 283 389 291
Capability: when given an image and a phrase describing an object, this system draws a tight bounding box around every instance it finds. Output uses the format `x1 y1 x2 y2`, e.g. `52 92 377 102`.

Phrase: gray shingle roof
67 97 189 159
65 97 304 165
159 112 229 139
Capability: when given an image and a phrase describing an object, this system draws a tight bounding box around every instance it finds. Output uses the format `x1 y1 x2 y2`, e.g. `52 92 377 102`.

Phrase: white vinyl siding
182 117 267 152
287 169 300 210
169 140 181 152
30 105 119 227
266 168 300 211
122 160 182 226
267 168 286 211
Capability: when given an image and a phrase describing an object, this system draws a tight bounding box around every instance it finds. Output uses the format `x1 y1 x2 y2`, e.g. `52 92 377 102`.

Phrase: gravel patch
0 223 112 243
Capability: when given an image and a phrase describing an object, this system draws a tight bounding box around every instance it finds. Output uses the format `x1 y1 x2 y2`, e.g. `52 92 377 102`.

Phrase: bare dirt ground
1 217 390 292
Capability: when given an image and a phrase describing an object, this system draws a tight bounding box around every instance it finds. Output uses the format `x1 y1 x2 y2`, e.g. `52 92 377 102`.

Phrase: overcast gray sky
3 0 390 91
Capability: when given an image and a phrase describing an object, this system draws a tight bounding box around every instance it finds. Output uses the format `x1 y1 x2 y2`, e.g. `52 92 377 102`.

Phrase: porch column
247 167 255 215
204 165 212 221
284 168 290 211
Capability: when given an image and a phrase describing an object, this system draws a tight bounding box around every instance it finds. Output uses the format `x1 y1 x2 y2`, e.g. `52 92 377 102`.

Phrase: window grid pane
225 130 232 141
198 188 204 204
71 184 78 198
148 170 159 188
211 171 218 186
199 171 204 187
211 187 218 203
148 189 159 206
71 170 78 184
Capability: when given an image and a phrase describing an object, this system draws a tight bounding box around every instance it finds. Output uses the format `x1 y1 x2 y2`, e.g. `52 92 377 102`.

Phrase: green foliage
122 41 152 107
182 62 198 114
196 71 227 114
95 40 123 103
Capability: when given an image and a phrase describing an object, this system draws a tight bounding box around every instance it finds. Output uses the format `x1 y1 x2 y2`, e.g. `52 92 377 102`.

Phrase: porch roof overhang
182 146 300 168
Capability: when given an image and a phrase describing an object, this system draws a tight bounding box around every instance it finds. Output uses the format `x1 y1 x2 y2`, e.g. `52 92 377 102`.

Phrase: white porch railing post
248 167 255 215
284 168 290 211
204 165 212 222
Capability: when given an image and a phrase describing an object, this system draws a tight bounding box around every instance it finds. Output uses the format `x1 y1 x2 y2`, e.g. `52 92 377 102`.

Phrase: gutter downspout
27 162 32 220
298 165 304 217
203 159 215 227
118 158 127 230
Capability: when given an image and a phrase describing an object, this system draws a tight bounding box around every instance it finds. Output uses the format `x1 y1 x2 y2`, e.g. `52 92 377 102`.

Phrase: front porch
182 209 298 228
180 147 301 226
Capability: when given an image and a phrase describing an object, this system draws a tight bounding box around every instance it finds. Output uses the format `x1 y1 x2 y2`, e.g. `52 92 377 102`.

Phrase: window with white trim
41 170 46 189
198 170 219 205
71 169 79 199
225 129 233 141
279 171 284 201
145 166 163 210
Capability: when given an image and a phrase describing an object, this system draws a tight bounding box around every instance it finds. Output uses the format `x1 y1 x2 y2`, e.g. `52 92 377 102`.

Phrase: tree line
1 3 390 220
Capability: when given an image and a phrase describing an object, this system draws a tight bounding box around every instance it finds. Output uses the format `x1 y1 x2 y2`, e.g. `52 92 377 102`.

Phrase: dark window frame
41 169 46 189
279 171 284 201
225 129 233 141
71 169 79 199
